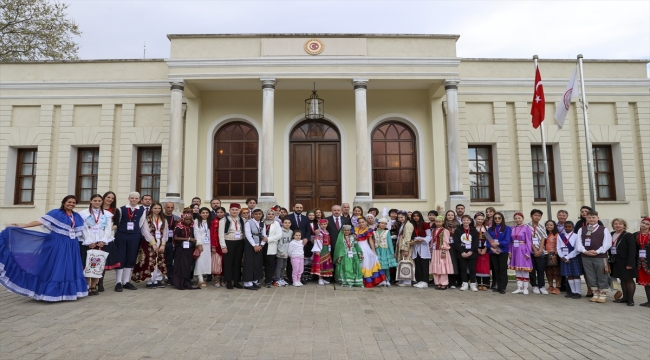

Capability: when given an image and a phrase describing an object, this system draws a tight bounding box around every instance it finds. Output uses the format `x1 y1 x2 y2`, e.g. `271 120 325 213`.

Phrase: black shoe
572 294 582 299
123 282 137 290
499 290 506 294
639 302 650 307
244 286 258 291
565 292 573 298
492 288 499 292
613 298 627 303
233 283 243 289
252 283 261 289
627 301 634 306
114 283 123 292
146 283 156 289
155 282 165 288
226 282 233 290
98 279 104 292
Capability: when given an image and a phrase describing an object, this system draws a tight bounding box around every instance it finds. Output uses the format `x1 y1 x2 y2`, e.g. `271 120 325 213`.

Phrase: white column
258 78 277 211
162 81 185 212
353 79 372 207
443 80 469 211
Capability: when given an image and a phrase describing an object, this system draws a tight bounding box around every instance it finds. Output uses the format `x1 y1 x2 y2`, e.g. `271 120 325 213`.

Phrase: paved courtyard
1 273 649 360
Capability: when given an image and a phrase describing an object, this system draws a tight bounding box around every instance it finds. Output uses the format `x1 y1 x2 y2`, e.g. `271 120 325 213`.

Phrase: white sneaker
413 282 423 288
385 282 391 287
470 283 478 292
450 285 456 289
460 282 469 291
420 282 428 288
280 280 288 287
396 281 409 287
318 279 325 285
533 286 540 294
540 287 549 295
294 282 303 287
321 279 330 284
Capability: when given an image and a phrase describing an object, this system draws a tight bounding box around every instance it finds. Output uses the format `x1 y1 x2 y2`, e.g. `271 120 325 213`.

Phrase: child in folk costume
275 218 293 287
429 216 453 290
334 225 364 287
395 210 415 287
243 209 266 290
444 210 461 288
132 202 168 289
473 212 491 291
193 208 213 288
356 217 386 288
558 221 584 299
374 218 397 286
544 220 562 295
171 210 200 290
574 210 612 303
311 219 334 285
509 212 533 295
79 194 114 296
209 206 226 287
410 211 432 289
288 230 306 286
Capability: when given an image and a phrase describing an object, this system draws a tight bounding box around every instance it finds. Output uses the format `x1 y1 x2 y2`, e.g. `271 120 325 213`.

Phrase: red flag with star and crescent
531 66 545 129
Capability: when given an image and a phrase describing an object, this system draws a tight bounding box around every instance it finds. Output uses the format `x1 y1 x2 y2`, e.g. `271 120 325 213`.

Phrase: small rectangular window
137 147 162 202
531 145 557 202
76 148 99 203
468 145 494 202
592 145 616 201
15 149 38 204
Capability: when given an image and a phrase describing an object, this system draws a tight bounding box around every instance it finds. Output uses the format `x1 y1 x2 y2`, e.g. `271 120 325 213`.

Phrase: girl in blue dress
0 195 88 301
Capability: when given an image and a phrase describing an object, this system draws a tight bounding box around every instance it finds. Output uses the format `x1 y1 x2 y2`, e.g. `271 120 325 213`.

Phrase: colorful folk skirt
358 240 386 288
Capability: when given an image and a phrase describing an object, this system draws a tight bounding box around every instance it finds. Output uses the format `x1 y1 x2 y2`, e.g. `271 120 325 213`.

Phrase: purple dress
508 225 533 271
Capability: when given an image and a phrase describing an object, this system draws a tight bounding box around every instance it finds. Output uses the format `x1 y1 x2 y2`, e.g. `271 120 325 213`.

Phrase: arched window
371 121 417 198
213 122 258 198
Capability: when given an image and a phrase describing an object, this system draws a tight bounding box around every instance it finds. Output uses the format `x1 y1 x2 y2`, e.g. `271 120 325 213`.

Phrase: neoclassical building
1 34 649 227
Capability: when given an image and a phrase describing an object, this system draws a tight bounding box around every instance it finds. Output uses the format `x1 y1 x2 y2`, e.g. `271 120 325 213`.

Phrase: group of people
0 194 649 308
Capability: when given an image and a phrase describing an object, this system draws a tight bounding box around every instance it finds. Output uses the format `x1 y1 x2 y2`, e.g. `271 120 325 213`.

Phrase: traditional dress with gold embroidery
132 216 168 283
334 232 363 287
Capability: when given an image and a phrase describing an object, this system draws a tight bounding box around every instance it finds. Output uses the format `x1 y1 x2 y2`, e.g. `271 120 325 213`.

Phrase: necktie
297 214 301 226
336 217 340 230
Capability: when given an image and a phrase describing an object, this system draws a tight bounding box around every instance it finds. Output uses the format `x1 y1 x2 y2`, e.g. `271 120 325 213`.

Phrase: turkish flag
531 66 545 129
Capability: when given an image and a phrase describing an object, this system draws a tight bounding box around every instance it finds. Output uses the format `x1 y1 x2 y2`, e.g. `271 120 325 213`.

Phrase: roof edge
166 33 460 40
0 59 166 64
461 58 649 63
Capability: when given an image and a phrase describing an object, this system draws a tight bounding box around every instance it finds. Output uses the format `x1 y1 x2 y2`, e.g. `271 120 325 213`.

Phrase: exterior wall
0 35 648 230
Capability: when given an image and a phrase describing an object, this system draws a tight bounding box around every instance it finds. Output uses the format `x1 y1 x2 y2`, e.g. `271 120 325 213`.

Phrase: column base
161 196 185 215
257 196 278 213
445 194 470 214
353 196 373 211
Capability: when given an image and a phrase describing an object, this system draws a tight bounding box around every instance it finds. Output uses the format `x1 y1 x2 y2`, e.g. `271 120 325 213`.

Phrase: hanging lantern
305 83 324 120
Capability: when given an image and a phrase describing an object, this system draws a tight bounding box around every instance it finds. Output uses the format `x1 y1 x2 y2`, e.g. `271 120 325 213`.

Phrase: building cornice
459 78 650 88
166 33 460 40
168 71 460 79
166 57 461 68
0 80 170 90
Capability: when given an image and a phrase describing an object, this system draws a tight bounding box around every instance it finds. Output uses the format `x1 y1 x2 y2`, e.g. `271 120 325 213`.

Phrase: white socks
123 268 132 284
570 279 581 293
115 269 123 284
197 274 204 282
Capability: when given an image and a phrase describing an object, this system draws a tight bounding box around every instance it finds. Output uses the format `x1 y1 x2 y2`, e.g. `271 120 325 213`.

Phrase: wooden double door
289 120 341 210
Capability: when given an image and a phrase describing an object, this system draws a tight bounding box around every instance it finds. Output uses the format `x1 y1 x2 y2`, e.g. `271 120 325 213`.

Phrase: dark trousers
223 240 244 283
413 255 430 283
477 276 490 285
530 255 546 288
165 241 174 277
262 244 276 284
490 253 509 291
490 258 497 288
458 257 477 283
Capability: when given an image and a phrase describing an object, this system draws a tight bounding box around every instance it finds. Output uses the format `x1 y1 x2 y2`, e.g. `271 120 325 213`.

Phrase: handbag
396 256 415 282
83 249 109 278
193 247 201 260
211 252 222 275
546 252 559 266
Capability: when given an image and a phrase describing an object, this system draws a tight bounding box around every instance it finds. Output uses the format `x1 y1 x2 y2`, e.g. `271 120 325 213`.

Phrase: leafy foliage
0 0 81 61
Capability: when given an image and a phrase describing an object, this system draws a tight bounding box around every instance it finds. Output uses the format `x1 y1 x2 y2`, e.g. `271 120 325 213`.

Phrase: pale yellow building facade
1 34 649 228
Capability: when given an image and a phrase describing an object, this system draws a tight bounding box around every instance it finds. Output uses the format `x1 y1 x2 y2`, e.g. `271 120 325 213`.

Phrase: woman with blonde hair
609 218 637 306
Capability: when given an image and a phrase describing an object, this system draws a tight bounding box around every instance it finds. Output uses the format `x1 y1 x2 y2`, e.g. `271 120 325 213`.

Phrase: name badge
69 230 76 239
561 247 569 256
347 251 354 258
610 246 617 255
640 250 647 258
585 238 591 247
449 238 454 244
532 237 539 246
92 226 101 234
183 241 190 249
465 243 471 250
513 240 520 247
234 231 241 238
168 230 174 238
127 222 134 231
204 236 210 244
155 231 161 240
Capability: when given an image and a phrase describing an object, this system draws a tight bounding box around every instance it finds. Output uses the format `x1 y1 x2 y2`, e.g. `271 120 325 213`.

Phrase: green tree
0 0 81 61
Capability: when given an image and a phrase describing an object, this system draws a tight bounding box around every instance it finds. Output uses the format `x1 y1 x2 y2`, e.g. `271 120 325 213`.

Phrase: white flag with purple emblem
554 65 578 129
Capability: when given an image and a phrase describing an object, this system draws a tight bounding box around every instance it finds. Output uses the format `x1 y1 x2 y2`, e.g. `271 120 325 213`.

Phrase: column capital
170 80 185 91
261 78 276 89
352 78 369 89
444 79 460 90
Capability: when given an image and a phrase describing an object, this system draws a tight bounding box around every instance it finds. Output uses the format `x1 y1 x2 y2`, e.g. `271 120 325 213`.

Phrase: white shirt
556 232 580 260
287 240 304 258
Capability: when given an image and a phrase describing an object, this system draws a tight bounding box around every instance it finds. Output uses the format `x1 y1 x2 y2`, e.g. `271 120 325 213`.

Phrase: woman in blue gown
0 195 88 301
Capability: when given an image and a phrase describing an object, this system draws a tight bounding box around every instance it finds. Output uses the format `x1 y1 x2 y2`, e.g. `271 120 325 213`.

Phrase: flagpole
533 55 553 218
577 54 596 210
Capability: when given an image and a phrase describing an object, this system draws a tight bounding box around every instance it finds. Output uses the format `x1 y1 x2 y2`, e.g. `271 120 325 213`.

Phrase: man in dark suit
208 198 221 224
326 204 351 281
286 202 312 284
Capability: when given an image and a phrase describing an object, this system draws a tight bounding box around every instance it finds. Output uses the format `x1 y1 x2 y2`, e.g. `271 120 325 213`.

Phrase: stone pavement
1 274 649 360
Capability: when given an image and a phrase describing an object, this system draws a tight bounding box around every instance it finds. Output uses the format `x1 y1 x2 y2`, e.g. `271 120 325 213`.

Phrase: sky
65 0 649 65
